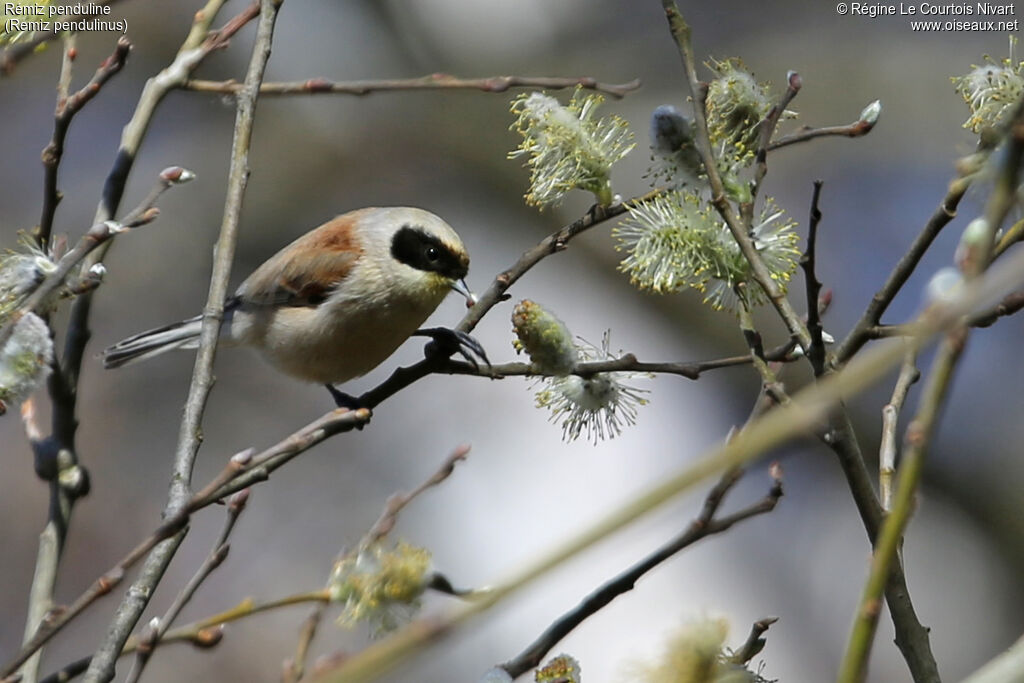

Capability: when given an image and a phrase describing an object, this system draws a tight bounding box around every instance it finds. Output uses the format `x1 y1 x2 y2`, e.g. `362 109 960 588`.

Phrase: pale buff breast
229 291 444 384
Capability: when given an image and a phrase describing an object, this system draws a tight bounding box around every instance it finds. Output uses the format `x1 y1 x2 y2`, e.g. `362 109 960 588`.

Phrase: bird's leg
413 327 490 372
324 384 362 410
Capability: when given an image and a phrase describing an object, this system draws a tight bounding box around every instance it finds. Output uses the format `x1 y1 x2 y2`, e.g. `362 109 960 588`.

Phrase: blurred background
1 1 1022 681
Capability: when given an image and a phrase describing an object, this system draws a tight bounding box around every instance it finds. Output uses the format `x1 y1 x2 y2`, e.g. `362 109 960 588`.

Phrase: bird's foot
324 384 363 410
413 327 491 372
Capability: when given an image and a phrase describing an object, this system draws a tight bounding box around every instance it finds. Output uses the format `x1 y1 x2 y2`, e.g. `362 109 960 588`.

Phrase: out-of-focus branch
498 467 783 678
834 173 973 364
184 74 642 98
1 408 367 681
879 350 919 510
82 2 282 681
839 96 1024 683
961 634 1024 683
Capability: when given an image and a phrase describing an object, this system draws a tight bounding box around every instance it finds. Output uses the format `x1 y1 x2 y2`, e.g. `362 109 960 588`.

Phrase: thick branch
81 3 282 681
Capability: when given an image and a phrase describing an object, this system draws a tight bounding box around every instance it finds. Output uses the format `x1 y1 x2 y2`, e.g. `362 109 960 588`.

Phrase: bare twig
879 350 920 511
867 289 1024 340
82 3 282 681
728 616 780 666
440 343 799 381
834 173 974 364
751 70 801 206
0 0 123 77
16 409 368 682
56 0 258 461
184 74 642 98
801 180 827 376
839 327 967 683
122 490 250 683
767 119 878 151
736 294 789 406
38 36 132 250
499 467 783 678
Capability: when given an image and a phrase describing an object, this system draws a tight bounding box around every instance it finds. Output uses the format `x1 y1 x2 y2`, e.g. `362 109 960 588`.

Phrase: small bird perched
103 206 485 407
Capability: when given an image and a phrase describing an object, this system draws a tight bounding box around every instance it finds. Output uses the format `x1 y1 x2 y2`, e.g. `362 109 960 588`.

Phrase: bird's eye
425 246 440 262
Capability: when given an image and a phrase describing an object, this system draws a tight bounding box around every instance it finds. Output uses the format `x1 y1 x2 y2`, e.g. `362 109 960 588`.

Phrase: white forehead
361 207 464 251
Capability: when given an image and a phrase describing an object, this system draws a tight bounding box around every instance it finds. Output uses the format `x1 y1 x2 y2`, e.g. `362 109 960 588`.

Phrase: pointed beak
450 278 478 306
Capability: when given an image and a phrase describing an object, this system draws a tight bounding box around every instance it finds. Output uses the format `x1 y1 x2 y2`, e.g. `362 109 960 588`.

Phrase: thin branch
122 490 250 683
5 409 367 682
658 0 812 353
767 119 878 151
751 70 801 204
834 173 974 364
867 289 1024 339
838 327 967 683
283 445 470 682
184 74 642 98
38 36 132 250
737 293 789 406
879 349 920 511
499 467 783 678
57 0 257 452
439 343 799 381
81 3 282 681
801 180 827 376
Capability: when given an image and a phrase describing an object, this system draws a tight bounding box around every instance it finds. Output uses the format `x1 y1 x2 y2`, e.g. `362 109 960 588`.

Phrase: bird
103 206 486 407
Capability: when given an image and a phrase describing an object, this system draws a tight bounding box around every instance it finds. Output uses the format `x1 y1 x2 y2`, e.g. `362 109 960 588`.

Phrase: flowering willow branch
659 0 812 353
878 350 919 511
312 231 1024 681
184 74 641 98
